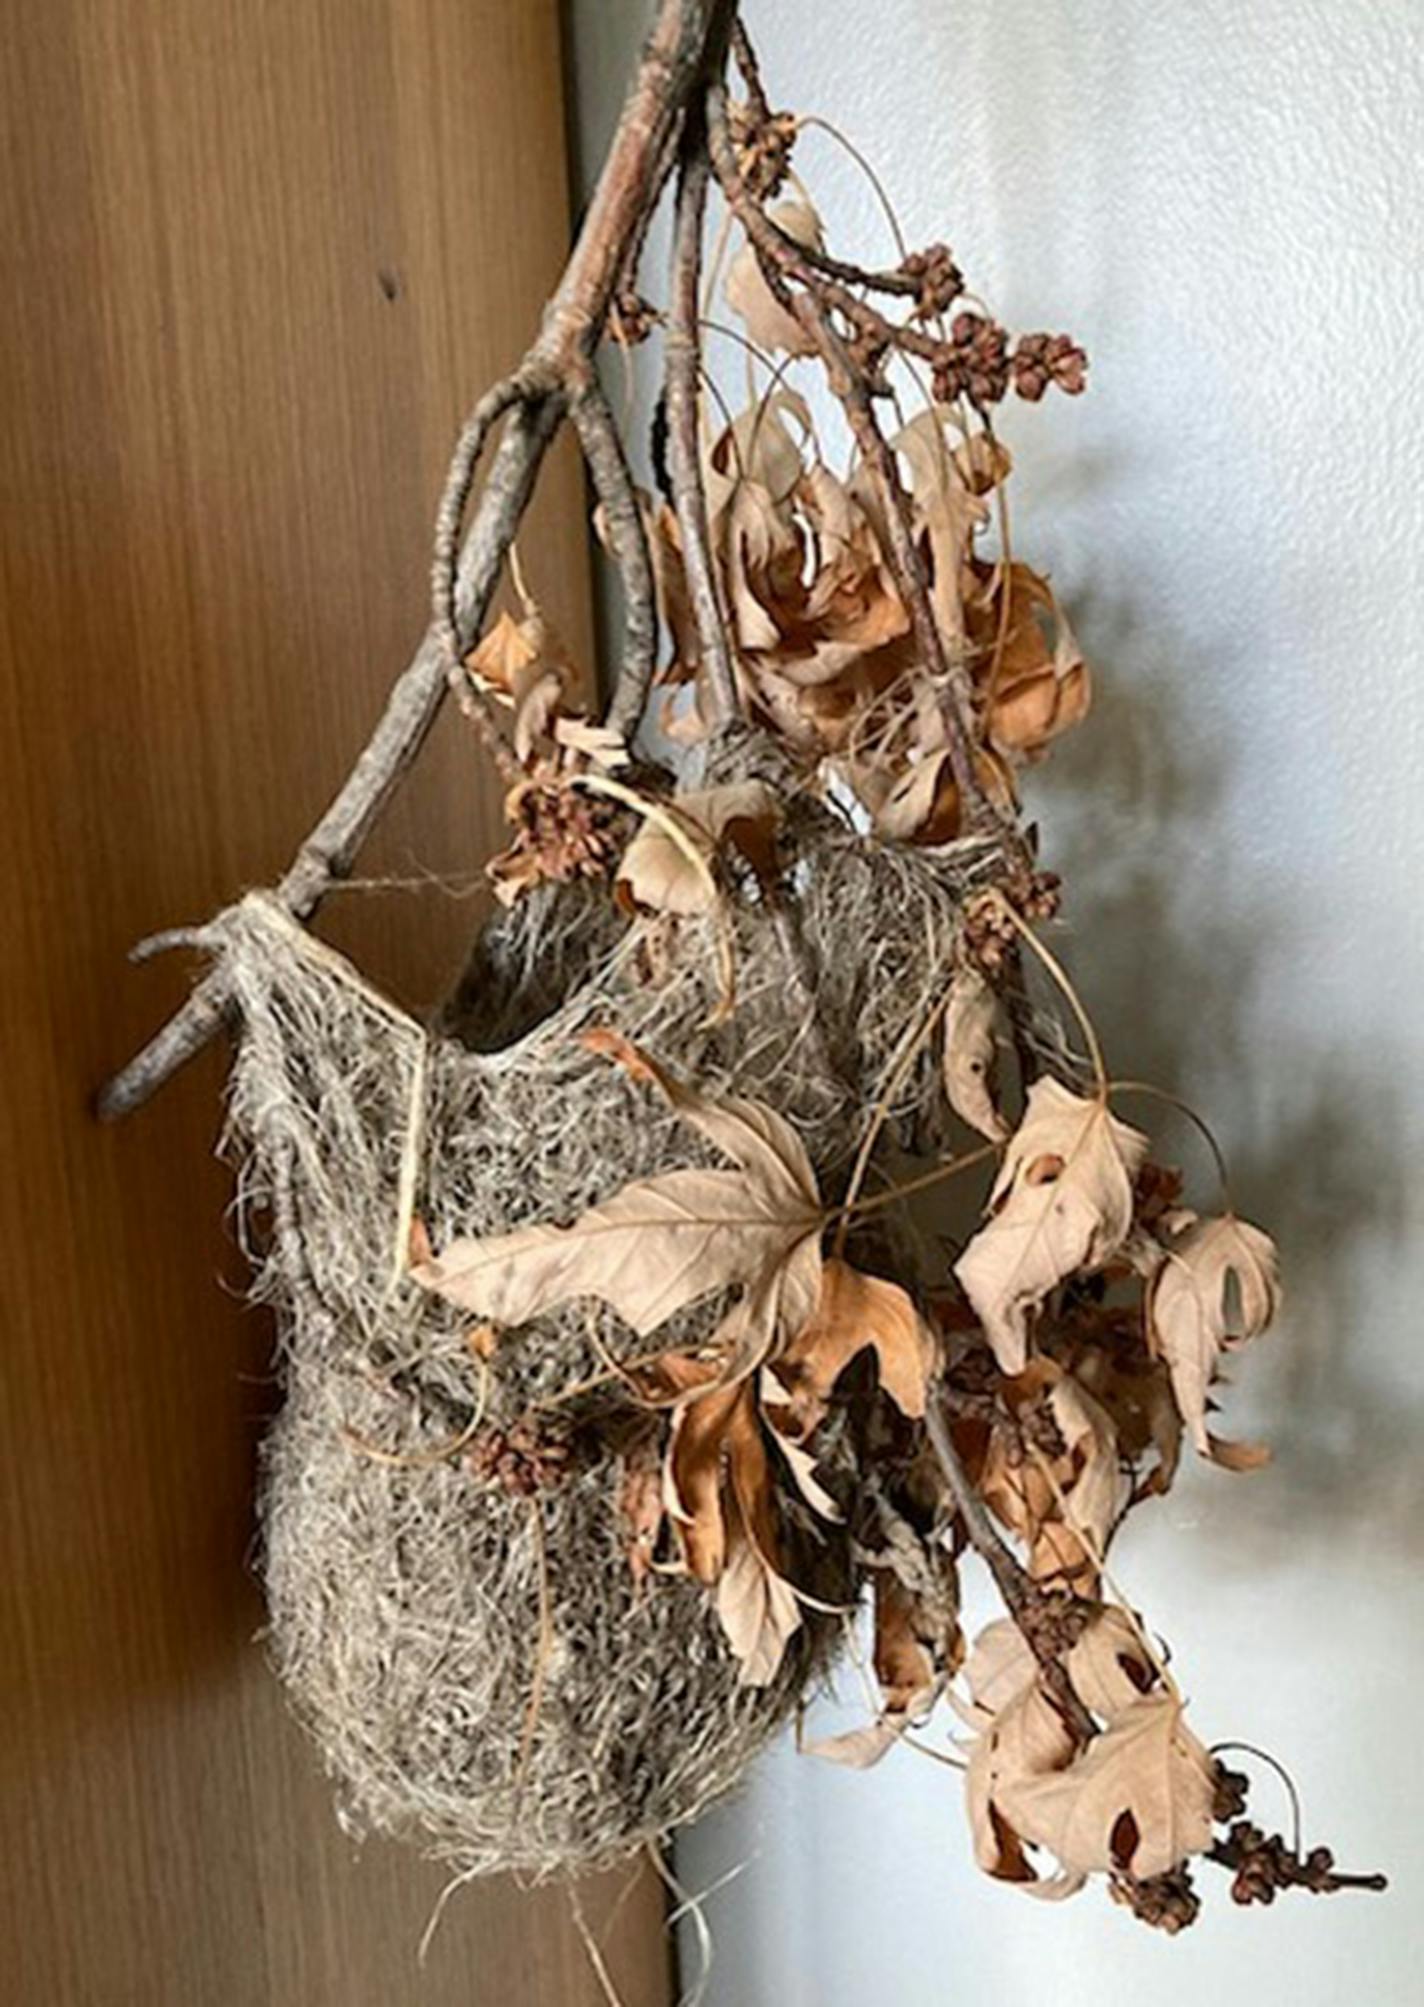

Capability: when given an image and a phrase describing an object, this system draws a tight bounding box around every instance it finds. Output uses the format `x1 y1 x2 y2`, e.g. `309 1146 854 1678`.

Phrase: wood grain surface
0 2 668 2001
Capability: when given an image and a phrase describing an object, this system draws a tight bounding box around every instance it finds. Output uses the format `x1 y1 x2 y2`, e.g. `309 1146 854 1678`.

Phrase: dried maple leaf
865 409 990 645
704 390 810 658
805 1562 957 1770
871 744 1016 845
1046 1376 1123 1573
965 1669 1081 1889
1070 1334 1183 1502
1065 1607 1159 1720
466 606 544 697
873 1570 939 1717
957 1617 1037 1728
615 780 781 917
1147 1213 1281 1461
767 1256 935 1439
716 1524 801 1686
665 1374 765 1584
654 1353 805 1685
942 966 1009 1141
410 1035 823 1385
955 1079 1148 1375
724 198 824 356
968 563 1092 763
996 1694 1216 1881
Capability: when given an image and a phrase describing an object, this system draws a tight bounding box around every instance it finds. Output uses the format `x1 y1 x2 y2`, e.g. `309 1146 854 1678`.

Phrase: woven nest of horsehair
219 795 1003 1879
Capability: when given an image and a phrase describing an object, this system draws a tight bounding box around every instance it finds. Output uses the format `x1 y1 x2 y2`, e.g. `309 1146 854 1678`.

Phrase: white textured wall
568 5 1424 2002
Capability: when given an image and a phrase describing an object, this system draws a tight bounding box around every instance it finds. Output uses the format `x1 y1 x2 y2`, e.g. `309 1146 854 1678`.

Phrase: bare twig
667 96 741 727
569 378 658 740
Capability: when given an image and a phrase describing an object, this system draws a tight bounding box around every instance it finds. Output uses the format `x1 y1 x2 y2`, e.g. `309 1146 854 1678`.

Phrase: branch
569 379 657 740
97 0 734 1122
667 96 741 729
923 1381 1095 1742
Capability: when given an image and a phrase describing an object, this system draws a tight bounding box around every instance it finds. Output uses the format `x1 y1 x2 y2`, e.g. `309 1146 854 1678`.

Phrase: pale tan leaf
724 199 823 356
466 607 540 696
966 1679 1078 1882
955 1079 1149 1375
943 967 1009 1141
997 1694 1216 1881
804 1720 906 1769
552 713 630 769
953 1617 1038 1731
512 669 563 766
1148 1214 1281 1456
1048 1376 1123 1563
1065 1607 1158 1719
616 781 781 917
716 1527 801 1686
873 409 989 644
411 1040 822 1369
873 754 949 843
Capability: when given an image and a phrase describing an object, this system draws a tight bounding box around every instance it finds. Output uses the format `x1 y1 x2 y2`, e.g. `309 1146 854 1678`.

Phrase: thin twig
667 99 741 727
569 377 658 738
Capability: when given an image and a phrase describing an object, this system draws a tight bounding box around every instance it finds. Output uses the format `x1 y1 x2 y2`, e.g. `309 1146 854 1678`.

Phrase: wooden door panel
0 3 667 2001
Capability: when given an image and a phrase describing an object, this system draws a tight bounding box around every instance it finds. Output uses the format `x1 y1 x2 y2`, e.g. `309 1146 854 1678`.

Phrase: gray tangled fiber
217 791 1004 1879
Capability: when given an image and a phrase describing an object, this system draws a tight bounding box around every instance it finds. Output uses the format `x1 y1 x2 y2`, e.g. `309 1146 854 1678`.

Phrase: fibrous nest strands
223 803 996 1876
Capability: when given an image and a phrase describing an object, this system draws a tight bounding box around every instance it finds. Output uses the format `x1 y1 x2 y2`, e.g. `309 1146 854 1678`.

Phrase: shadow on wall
1024 588 1420 1561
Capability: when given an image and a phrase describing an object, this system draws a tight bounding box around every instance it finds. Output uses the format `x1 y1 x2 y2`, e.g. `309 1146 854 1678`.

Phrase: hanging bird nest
99 0 1380 1932
218 798 995 1876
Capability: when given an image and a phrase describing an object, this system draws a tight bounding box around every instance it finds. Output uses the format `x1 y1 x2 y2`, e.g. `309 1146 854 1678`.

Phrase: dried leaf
411 1037 823 1385
466 607 542 696
666 1377 762 1583
1065 1607 1159 1719
759 1371 843 1521
716 1524 801 1686
616 781 781 918
1047 1376 1122 1568
996 1695 1217 1880
874 1571 937 1717
1147 1214 1281 1457
871 410 988 644
943 967 1009 1141
552 713 629 770
961 1617 1037 1727
955 1079 1149 1375
770 1257 935 1438
724 199 823 356
804 1720 906 1769
966 1678 1078 1883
